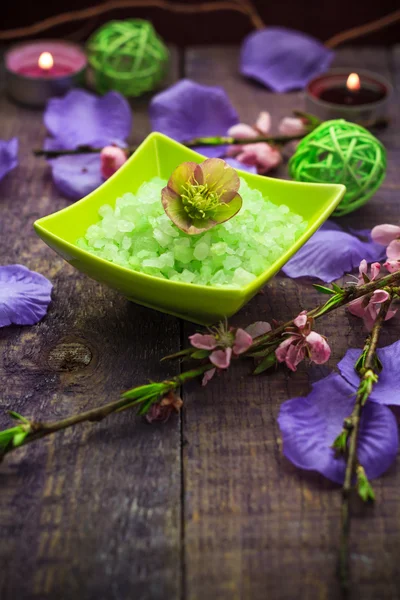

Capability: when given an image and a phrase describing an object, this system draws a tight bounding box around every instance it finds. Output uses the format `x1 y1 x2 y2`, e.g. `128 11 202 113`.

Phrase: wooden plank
183 46 400 600
0 48 183 600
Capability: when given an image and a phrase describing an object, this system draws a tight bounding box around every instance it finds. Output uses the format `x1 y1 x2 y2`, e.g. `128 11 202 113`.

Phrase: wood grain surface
183 46 400 600
0 50 183 600
0 45 399 600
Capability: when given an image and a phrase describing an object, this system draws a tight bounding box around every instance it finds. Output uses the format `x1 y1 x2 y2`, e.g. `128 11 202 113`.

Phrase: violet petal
44 90 132 150
0 138 18 181
240 27 334 92
282 221 385 282
338 340 400 406
278 373 398 483
149 79 239 144
49 154 103 200
0 265 52 327
224 158 257 174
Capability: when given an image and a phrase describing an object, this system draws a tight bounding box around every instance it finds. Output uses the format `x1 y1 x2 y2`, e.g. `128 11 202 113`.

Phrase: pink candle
5 40 87 107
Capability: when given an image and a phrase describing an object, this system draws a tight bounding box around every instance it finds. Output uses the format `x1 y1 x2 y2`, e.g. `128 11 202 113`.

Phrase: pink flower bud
227 123 258 139
386 239 400 260
100 146 127 179
235 142 282 174
371 224 400 246
255 111 271 135
278 117 306 137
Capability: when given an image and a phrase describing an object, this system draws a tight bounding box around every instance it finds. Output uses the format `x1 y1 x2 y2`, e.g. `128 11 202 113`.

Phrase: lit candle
5 41 87 107
305 69 392 125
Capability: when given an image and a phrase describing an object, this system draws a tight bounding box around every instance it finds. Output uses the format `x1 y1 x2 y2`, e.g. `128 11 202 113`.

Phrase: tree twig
338 295 393 594
1 272 400 461
33 133 304 159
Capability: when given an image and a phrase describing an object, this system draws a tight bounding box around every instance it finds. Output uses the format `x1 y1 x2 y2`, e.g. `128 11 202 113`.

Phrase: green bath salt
77 177 307 287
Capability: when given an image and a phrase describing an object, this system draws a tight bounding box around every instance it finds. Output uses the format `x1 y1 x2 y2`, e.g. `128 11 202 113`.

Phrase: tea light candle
5 40 87 108
305 69 392 125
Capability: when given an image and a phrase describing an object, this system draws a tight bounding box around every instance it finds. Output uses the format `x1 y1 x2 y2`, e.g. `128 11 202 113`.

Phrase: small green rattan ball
86 19 169 97
289 119 386 217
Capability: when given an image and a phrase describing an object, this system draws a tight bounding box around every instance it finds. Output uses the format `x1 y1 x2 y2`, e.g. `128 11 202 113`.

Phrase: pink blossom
232 328 253 354
275 311 331 372
227 111 271 139
245 321 272 338
384 259 400 273
235 142 282 174
371 224 400 246
202 368 216 386
371 224 400 273
387 239 400 260
210 347 232 369
278 117 306 137
227 123 259 139
100 146 127 179
348 260 397 330
189 333 218 350
189 324 254 381
255 111 271 135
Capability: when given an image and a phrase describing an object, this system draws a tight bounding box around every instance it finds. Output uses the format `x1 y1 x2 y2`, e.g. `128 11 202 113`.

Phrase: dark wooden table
1 45 400 600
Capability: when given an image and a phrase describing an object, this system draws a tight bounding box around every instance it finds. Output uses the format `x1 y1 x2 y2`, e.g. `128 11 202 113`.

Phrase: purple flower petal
150 79 239 144
0 138 18 181
49 154 103 200
44 90 132 150
224 158 257 174
0 265 52 327
338 340 400 406
282 221 386 282
240 27 334 92
278 373 398 483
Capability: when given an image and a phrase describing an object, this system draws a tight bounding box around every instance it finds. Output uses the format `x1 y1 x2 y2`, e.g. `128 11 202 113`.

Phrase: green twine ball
289 119 386 217
86 19 169 97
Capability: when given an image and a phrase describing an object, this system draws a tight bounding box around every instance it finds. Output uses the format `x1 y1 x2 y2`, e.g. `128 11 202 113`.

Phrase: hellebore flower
0 138 18 182
275 310 331 371
282 221 385 282
347 260 396 331
189 321 257 385
240 27 334 92
278 373 398 484
0 265 52 327
371 223 400 273
162 158 242 234
44 89 132 199
100 146 128 179
278 117 306 137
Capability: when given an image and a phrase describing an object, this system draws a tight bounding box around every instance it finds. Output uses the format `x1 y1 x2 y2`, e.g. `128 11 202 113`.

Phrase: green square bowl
34 132 345 325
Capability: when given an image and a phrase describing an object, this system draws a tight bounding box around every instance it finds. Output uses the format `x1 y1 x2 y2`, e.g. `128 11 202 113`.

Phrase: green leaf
13 432 28 447
331 430 348 454
8 411 30 424
362 273 370 285
253 353 277 375
332 283 344 294
313 284 336 295
357 466 375 502
191 350 210 359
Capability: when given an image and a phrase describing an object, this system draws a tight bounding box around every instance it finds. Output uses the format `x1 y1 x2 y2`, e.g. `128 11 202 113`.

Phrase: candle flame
38 52 54 71
346 72 360 92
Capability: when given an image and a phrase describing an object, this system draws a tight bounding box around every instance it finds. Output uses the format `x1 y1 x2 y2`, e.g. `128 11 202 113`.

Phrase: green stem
33 133 305 159
0 364 212 460
338 296 392 594
1 273 399 461
249 271 400 352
